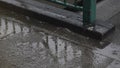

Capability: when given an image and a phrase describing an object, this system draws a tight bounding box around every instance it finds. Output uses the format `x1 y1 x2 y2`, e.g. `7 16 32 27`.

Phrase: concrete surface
0 0 115 40
0 0 120 68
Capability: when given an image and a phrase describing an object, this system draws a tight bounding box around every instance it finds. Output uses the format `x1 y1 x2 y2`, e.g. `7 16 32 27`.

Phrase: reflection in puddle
0 4 116 68
0 17 31 39
0 30 114 68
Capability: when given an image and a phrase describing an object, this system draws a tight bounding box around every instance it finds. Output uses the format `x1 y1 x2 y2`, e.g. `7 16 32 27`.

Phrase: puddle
0 5 114 68
0 0 120 68
0 32 114 68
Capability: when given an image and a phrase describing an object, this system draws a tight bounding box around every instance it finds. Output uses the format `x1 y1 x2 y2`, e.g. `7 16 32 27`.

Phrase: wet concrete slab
96 0 120 21
106 60 120 68
0 9 118 68
0 0 120 68
95 43 120 61
0 31 114 68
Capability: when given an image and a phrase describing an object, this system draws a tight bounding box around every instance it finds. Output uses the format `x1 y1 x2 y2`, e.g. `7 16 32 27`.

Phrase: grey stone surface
0 0 120 68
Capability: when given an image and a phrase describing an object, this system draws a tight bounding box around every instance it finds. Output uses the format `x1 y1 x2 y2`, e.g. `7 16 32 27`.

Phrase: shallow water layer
0 0 120 68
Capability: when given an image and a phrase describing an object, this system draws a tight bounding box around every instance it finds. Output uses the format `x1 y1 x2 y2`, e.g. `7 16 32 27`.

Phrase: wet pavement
0 0 120 68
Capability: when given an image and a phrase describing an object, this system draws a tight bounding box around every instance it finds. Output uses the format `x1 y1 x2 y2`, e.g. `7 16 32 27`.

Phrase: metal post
83 0 96 26
47 0 96 26
64 0 67 6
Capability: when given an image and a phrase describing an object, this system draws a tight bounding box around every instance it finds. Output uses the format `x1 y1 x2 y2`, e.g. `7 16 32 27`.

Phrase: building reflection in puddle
0 17 31 39
0 16 113 68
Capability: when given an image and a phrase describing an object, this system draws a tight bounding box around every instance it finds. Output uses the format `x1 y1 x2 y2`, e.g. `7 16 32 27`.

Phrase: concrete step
0 0 115 40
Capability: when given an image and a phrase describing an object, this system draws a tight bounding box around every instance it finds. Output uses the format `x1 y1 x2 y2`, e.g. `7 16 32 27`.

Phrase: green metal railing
46 0 96 26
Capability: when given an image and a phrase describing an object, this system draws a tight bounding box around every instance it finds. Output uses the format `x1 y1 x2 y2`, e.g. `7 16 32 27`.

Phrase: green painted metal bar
46 0 96 26
46 0 83 11
73 0 77 7
83 0 96 26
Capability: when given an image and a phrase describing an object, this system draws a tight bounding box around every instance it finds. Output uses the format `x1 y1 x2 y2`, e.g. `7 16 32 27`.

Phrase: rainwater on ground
0 0 120 68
